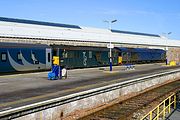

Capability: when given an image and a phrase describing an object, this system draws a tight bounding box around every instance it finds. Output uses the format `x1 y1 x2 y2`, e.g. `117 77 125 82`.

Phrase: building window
1 53 7 62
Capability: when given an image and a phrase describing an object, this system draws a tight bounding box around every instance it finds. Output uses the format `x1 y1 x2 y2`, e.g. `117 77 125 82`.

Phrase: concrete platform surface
0 64 180 112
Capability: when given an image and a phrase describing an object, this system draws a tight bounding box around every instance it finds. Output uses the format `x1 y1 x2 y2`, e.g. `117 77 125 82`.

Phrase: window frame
1 52 7 62
17 52 22 61
89 51 92 59
48 53 51 62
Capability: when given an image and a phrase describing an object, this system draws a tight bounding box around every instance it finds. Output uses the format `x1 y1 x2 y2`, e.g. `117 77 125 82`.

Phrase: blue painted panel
115 47 129 52
0 17 81 29
0 42 50 49
111 29 160 37
0 48 15 72
136 50 165 61
0 46 47 73
116 47 165 61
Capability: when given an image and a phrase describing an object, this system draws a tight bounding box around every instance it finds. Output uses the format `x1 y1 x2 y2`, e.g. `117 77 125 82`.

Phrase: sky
0 0 180 40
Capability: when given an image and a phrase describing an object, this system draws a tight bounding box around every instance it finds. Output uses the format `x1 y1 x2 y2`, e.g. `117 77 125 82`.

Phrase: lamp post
163 32 172 65
104 20 117 71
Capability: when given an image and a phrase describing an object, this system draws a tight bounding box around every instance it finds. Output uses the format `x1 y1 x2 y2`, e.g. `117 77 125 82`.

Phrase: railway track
79 80 180 120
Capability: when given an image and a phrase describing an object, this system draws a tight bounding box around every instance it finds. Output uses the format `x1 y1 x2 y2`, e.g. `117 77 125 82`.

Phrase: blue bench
124 64 135 70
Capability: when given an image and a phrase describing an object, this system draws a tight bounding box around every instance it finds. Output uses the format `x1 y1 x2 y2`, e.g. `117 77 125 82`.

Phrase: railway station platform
0 63 180 114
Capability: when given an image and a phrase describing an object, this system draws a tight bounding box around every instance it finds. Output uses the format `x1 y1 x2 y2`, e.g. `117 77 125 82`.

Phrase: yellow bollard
169 61 176 66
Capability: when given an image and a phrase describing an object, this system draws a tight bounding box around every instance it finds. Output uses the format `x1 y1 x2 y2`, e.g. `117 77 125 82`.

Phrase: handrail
140 93 177 120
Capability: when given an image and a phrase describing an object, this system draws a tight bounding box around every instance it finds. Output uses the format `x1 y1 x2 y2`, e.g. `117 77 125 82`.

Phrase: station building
0 17 180 64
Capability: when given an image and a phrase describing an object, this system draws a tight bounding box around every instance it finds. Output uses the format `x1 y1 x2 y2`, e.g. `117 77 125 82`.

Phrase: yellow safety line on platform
140 93 177 120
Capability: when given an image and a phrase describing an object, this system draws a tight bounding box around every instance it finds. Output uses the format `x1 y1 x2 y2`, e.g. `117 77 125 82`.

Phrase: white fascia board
0 21 180 47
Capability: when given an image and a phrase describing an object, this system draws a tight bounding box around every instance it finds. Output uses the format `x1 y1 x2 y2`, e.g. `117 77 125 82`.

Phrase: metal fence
141 92 178 120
